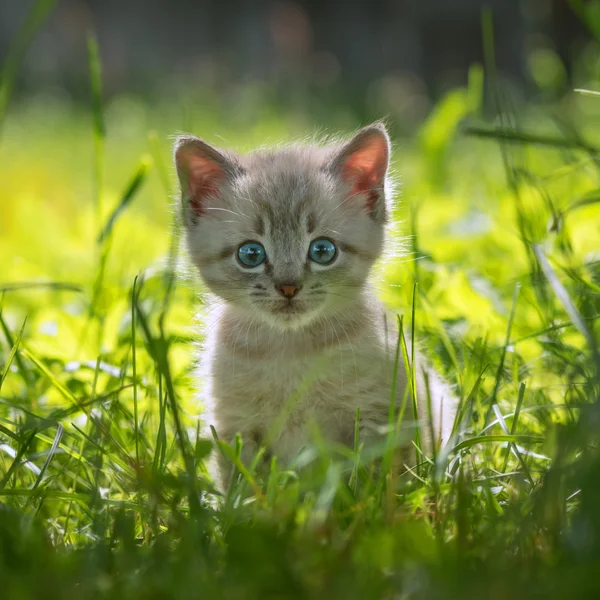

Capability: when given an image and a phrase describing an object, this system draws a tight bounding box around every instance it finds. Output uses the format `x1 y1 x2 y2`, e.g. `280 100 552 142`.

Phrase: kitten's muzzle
277 283 301 299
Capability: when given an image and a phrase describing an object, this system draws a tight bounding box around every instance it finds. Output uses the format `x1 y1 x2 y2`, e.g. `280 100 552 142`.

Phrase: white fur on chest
197 301 455 468
199 307 398 461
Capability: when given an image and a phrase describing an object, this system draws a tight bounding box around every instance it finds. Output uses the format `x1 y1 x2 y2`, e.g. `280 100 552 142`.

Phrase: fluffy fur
174 124 456 488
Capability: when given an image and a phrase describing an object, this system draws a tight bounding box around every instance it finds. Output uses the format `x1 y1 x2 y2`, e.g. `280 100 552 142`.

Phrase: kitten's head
174 124 391 330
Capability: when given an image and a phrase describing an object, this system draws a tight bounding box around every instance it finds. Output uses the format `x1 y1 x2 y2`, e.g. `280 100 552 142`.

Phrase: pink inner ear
340 136 388 211
186 156 225 216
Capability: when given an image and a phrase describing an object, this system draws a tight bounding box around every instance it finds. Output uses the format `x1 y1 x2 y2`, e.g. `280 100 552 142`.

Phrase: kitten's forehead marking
257 201 275 224
254 215 265 237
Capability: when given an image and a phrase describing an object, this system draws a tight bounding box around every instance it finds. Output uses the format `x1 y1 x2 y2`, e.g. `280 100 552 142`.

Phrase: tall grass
0 4 599 599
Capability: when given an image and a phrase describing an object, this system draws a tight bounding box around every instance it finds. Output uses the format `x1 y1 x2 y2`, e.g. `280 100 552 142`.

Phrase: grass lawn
1 16 600 600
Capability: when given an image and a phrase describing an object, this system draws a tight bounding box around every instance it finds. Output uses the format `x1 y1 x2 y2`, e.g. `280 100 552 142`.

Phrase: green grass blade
309 463 341 526
0 488 139 509
30 424 64 491
34 432 92 468
87 31 105 224
134 292 199 508
131 276 140 468
0 282 83 294
97 158 151 245
19 347 83 409
484 283 520 425
500 382 530 479
0 313 33 387
350 406 361 495
532 244 597 351
0 428 38 489
387 314 403 429
575 88 600 97
0 318 26 393
217 440 263 500
398 316 420 470
409 281 421 465
70 423 134 478
463 124 598 153
450 434 544 454
148 131 180 327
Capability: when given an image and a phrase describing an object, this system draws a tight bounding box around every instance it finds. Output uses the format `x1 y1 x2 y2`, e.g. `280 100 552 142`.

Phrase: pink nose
279 284 299 298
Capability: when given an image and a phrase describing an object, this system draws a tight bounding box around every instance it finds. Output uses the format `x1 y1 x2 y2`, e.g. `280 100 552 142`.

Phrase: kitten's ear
174 136 240 219
329 123 390 221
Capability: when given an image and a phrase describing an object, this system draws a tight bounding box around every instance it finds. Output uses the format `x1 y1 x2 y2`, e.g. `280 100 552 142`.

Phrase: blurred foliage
0 3 600 599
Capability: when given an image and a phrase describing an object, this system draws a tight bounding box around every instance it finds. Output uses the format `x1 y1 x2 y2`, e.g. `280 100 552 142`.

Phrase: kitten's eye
237 242 266 268
308 238 337 265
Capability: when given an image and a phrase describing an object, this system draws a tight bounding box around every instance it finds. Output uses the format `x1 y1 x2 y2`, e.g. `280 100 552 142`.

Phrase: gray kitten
174 124 456 488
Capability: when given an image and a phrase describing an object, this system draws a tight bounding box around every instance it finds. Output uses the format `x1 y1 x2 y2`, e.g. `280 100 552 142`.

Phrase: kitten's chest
210 337 388 412
203 316 403 460
212 346 339 401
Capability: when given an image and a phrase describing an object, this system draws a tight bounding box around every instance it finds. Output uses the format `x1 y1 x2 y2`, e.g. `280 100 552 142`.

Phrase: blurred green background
0 1 599 598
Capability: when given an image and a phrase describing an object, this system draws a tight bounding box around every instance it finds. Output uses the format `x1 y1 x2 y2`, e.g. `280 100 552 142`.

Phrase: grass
1 7 600 599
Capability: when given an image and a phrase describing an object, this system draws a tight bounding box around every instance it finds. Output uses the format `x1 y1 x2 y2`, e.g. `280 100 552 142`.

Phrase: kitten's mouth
251 297 324 328
276 301 305 315
266 298 320 325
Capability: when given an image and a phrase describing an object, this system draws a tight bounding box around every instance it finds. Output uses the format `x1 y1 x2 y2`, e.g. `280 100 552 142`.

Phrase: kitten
174 123 456 488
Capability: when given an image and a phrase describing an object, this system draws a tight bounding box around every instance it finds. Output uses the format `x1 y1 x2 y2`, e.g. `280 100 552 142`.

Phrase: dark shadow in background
0 0 591 125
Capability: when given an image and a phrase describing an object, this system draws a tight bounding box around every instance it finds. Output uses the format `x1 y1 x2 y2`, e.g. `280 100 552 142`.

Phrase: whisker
204 207 249 219
235 193 258 207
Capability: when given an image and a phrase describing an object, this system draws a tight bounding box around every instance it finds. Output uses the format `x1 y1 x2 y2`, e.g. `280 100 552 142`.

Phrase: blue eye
237 242 266 268
308 238 337 265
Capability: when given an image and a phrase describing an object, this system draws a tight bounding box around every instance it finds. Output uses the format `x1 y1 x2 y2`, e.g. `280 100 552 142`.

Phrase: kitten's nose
278 284 300 298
